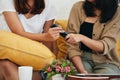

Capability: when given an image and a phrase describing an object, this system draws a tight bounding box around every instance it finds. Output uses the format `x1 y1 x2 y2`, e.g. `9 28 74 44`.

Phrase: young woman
66 0 120 77
0 0 62 80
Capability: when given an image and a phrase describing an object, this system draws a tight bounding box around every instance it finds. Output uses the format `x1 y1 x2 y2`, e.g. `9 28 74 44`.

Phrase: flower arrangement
42 59 77 78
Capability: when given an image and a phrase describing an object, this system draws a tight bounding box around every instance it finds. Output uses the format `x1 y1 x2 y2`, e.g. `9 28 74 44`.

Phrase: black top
79 22 94 52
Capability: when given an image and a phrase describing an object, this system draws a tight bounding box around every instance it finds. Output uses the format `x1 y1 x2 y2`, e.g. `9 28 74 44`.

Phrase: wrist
42 33 48 41
80 34 85 42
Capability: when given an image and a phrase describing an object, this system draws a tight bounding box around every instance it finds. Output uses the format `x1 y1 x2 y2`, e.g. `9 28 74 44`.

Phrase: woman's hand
44 27 63 41
81 70 88 74
66 33 104 52
66 34 84 44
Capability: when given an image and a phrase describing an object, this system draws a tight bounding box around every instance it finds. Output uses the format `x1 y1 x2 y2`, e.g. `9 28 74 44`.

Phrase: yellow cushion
116 37 120 57
0 30 56 70
55 20 68 59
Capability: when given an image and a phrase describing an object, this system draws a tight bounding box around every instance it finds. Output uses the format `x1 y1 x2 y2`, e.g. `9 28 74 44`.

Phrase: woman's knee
0 60 18 75
0 60 16 69
0 60 19 80
94 63 120 74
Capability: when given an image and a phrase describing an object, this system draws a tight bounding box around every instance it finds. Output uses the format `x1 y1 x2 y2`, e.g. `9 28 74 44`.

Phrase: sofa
0 19 120 70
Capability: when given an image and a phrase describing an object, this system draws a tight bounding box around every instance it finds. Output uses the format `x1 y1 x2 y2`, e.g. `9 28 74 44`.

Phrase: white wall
50 0 83 19
52 0 119 19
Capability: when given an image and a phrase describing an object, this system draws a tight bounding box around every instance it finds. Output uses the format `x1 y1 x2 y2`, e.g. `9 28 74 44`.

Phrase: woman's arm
66 2 87 73
71 56 88 74
66 33 103 73
66 34 104 52
42 19 58 52
43 19 54 33
3 12 60 42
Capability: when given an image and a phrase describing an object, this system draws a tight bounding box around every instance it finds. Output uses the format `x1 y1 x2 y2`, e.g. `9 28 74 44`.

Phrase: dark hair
83 0 96 17
14 0 45 14
83 0 118 23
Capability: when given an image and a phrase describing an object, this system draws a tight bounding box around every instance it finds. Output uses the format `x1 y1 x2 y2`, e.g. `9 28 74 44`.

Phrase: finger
65 34 70 40
53 33 60 38
67 37 74 43
51 27 62 30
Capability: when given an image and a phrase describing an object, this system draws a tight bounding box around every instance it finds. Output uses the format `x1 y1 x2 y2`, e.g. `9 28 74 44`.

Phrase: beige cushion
0 30 56 70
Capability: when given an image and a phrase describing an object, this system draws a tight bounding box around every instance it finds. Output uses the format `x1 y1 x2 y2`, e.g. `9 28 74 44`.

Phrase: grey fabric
81 52 120 80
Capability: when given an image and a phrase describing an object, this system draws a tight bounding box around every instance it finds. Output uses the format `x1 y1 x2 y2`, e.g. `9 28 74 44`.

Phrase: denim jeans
81 51 120 80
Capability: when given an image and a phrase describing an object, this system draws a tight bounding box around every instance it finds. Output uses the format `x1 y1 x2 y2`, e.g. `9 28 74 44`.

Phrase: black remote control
51 24 68 38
